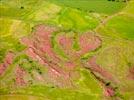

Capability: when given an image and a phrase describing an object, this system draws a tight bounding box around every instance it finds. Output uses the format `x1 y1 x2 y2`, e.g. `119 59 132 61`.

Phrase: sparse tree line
107 0 130 2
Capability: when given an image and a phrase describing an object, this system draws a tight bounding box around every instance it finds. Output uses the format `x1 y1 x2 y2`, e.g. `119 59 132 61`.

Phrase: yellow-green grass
94 2 134 97
102 15 134 40
95 39 134 99
0 0 61 24
0 18 32 62
0 76 103 100
0 95 48 100
123 1 134 14
0 0 100 32
96 1 134 40
57 8 99 31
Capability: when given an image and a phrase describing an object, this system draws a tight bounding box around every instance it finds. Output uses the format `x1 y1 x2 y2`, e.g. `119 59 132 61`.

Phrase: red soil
128 66 134 80
57 35 78 58
15 66 26 86
85 57 116 82
64 61 76 70
0 24 104 90
79 33 101 55
83 56 117 97
21 37 33 47
57 32 101 59
21 25 60 64
58 35 73 50
21 25 74 87
47 66 72 87
104 87 115 97
20 25 104 88
0 52 14 75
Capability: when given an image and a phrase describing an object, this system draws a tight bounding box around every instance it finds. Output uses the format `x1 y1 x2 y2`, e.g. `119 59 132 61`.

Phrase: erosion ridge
0 24 122 99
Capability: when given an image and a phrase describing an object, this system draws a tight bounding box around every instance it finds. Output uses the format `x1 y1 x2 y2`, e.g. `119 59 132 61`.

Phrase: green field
48 0 126 14
96 1 134 40
105 15 134 40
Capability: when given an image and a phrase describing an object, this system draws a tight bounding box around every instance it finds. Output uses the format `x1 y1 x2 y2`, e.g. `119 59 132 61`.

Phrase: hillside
0 0 134 100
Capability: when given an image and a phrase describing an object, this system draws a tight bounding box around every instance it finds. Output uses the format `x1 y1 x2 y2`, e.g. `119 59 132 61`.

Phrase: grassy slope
95 1 134 99
96 1 134 40
0 18 31 62
0 0 103 100
0 0 134 100
0 95 47 100
0 0 100 61
0 0 100 62
48 0 126 14
57 8 99 31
